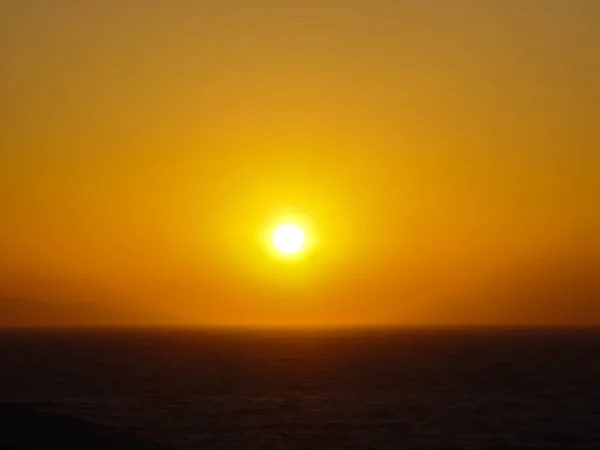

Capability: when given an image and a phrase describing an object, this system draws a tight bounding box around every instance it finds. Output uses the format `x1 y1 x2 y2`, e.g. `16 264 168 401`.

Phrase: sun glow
273 224 306 255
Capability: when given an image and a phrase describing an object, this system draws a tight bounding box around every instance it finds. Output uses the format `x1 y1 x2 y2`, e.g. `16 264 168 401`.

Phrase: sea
0 327 599 449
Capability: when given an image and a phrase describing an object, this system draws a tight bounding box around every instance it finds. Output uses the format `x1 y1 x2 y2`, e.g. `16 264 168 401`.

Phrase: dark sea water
0 328 599 449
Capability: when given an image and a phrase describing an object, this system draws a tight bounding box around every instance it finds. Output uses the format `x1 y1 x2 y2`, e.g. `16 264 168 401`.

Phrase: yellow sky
1 1 598 326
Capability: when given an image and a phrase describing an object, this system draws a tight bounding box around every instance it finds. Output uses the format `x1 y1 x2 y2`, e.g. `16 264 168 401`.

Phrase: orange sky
1 1 598 326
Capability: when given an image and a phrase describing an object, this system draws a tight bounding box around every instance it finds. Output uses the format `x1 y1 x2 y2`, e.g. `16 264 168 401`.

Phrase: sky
0 0 598 326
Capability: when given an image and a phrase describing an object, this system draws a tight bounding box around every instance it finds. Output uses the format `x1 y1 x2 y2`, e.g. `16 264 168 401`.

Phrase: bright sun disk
273 224 306 255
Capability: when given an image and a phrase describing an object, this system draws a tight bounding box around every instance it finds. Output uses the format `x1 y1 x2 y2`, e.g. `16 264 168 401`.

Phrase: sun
273 224 306 255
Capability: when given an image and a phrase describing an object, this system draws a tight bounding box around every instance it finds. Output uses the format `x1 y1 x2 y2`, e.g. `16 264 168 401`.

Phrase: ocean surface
0 328 599 449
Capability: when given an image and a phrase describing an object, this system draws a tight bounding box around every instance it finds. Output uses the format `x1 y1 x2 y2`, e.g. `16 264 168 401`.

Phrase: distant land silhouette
1 247 597 328
485 250 600 326
0 297 169 328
